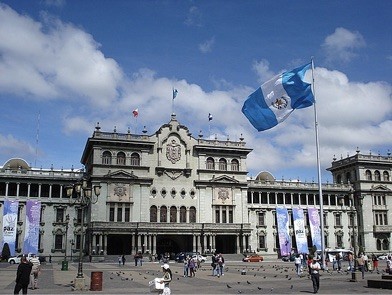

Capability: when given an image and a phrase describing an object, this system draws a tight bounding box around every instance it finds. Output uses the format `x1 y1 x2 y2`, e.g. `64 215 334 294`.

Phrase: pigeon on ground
227 284 232 289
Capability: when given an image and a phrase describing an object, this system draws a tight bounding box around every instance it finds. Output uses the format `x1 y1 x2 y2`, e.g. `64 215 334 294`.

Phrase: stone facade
0 116 391 259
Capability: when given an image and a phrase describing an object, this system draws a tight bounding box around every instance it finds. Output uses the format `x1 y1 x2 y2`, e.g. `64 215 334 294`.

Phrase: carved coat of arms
217 188 230 203
166 139 181 164
114 183 127 200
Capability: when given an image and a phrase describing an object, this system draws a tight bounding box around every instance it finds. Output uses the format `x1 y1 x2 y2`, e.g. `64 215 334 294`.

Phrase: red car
243 254 264 262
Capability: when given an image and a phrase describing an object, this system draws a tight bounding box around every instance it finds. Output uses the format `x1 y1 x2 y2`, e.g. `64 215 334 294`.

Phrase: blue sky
0 0 391 183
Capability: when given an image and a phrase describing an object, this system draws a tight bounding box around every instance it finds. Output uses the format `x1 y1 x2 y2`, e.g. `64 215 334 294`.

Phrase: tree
1 243 11 261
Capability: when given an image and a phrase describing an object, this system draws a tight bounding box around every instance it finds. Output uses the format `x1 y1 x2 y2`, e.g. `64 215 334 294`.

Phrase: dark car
282 254 296 262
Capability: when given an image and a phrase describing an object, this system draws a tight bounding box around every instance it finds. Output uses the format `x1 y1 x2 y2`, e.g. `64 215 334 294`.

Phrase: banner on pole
276 207 291 256
308 207 322 250
292 208 309 254
23 200 41 254
2 200 19 256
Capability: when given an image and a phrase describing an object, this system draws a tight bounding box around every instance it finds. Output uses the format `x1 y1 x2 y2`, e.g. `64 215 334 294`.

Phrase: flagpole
311 58 326 269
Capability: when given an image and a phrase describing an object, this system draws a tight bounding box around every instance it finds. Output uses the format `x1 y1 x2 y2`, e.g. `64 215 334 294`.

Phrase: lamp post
61 214 70 270
66 179 101 290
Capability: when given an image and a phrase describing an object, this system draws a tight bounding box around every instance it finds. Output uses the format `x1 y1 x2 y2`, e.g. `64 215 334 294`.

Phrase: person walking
29 254 41 290
121 255 126 266
14 256 32 294
348 252 354 272
188 257 196 277
310 257 321 294
217 254 225 277
118 255 122 266
159 264 172 295
371 253 379 272
183 257 189 277
294 254 302 277
357 253 365 279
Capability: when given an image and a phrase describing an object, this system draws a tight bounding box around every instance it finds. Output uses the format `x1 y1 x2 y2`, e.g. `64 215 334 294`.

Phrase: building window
218 158 227 171
189 207 196 223
374 170 381 181
117 207 122 222
125 206 130 222
56 208 64 223
117 152 126 165
180 206 186 223
109 207 115 222
258 212 265 226
215 209 220 223
336 235 343 248
375 211 388 225
222 208 227 223
259 235 266 249
228 208 233 223
206 157 215 170
102 151 112 165
150 206 157 222
334 213 342 227
130 153 140 166
55 234 63 250
365 170 372 181
160 206 167 222
383 171 390 181
345 172 351 183
231 159 239 171
374 195 386 206
323 212 328 226
170 206 177 223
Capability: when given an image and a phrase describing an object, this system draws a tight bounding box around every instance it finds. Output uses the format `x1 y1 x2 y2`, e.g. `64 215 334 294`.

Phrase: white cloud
322 27 366 63
0 4 123 107
252 59 276 84
0 134 36 165
199 37 215 53
184 6 202 27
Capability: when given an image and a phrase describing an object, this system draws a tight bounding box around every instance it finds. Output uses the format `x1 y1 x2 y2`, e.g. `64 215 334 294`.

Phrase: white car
8 253 35 264
192 254 208 262
377 253 392 260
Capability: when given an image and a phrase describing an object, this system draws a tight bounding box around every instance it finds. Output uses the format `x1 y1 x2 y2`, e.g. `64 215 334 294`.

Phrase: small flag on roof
132 109 139 117
173 88 178 100
208 113 213 121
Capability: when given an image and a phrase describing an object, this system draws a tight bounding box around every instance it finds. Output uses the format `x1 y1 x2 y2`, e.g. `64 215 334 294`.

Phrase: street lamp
66 179 101 290
61 214 70 270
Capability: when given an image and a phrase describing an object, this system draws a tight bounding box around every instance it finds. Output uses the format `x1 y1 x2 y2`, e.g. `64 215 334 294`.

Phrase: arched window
365 170 372 181
376 239 382 250
218 158 227 170
336 174 342 184
206 157 215 170
150 206 157 222
383 171 390 181
374 170 381 181
117 152 126 165
102 151 112 165
189 207 196 223
160 206 167 222
180 206 186 223
170 206 177 223
231 159 239 171
130 153 140 166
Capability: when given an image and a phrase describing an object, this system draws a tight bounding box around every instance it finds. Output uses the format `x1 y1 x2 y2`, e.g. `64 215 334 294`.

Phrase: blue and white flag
242 63 314 131
172 88 178 100
208 113 213 121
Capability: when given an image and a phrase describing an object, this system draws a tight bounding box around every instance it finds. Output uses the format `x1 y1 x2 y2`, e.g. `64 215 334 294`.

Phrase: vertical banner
276 207 291 256
292 208 309 254
2 200 19 256
23 200 41 254
308 208 322 250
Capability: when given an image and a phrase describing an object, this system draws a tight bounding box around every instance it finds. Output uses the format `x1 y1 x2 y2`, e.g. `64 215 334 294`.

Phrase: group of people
210 253 225 277
182 255 198 277
14 254 41 294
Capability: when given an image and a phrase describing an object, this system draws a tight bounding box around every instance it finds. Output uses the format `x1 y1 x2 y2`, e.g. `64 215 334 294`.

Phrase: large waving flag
242 63 314 131
172 88 178 100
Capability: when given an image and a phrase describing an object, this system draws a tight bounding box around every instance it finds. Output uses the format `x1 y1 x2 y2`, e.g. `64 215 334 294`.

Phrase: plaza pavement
0 257 390 294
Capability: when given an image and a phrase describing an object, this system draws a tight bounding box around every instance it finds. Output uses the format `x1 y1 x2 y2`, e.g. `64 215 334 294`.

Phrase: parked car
8 253 38 264
282 254 296 262
377 253 392 260
243 254 264 262
175 252 200 263
192 254 207 262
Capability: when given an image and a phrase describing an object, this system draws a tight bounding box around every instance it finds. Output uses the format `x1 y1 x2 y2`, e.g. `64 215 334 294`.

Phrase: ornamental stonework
166 139 181 164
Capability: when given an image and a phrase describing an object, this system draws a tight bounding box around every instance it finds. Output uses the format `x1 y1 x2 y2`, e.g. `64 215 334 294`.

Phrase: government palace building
1 114 391 259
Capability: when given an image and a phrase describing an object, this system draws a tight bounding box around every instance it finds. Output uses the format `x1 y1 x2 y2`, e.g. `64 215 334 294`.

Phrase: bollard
350 271 357 282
